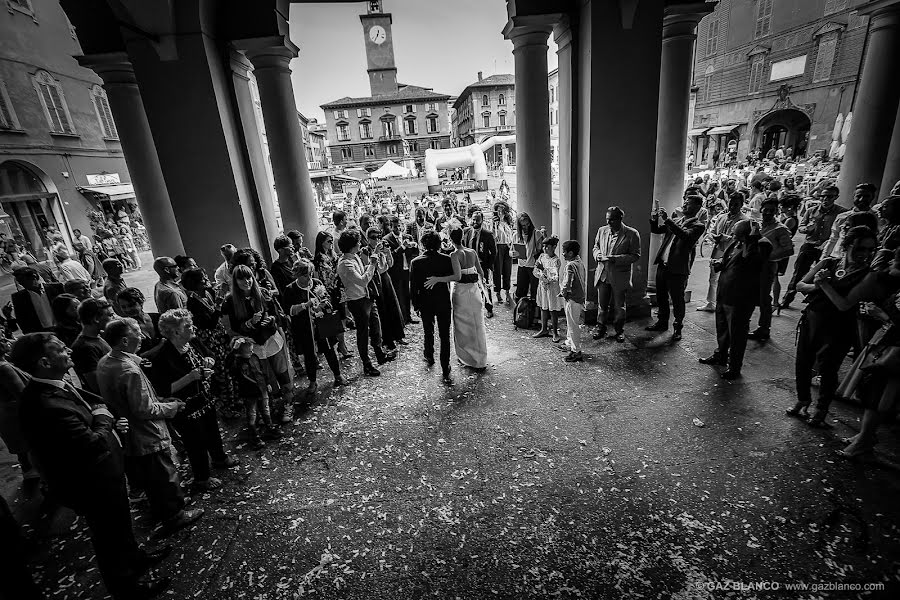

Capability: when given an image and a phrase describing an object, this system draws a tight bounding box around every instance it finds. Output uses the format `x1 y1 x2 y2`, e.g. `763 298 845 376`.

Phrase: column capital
503 13 562 48
553 16 573 50
76 52 137 86
235 35 299 73
662 2 717 41
228 50 253 81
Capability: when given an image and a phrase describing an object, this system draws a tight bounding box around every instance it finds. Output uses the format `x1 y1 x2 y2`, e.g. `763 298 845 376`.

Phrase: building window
364 146 375 158
427 102 437 111
706 20 719 56
813 34 839 82
0 79 21 130
427 116 439 133
499 113 506 127
32 70 75 135
482 114 490 128
704 74 715 102
482 94 489 107
90 85 118 139
359 122 372 139
356 107 371 117
333 109 348 119
430 140 441 150
499 93 506 105
755 0 773 39
404 118 417 135
824 0 849 16
409 141 418 152
338 124 350 141
340 147 353 160
382 118 396 138
749 56 765 93
404 104 416 113
387 144 397 155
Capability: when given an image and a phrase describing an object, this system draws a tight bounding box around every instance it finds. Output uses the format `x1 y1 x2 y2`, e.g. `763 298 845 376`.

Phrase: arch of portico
57 0 900 284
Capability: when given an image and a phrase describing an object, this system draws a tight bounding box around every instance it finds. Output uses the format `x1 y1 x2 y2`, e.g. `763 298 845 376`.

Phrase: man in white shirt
55 248 92 283
335 230 394 376
821 183 877 258
214 243 236 300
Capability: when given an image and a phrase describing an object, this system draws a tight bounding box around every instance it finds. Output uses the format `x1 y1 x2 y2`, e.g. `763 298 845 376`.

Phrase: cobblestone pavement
2 257 900 600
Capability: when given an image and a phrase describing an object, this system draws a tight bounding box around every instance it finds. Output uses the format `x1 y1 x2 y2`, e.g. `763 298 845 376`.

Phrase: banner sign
86 173 120 185
441 179 478 193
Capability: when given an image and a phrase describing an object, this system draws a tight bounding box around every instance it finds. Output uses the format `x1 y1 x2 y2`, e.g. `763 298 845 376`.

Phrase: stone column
503 15 560 231
649 5 714 265
77 53 184 257
838 0 900 208
229 51 280 261
555 20 575 240
880 102 900 198
242 38 319 245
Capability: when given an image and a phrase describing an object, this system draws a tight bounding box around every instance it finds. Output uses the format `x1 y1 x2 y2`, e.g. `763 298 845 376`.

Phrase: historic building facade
691 0 871 164
452 73 516 166
0 0 133 257
320 1 451 173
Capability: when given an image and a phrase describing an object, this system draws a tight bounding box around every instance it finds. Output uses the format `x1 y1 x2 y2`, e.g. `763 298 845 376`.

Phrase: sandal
551 334 562 343
192 477 222 492
532 331 550 339
806 412 832 428
785 404 810 419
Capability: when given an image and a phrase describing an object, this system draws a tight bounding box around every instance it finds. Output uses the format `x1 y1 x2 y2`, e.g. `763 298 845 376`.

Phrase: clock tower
360 0 398 96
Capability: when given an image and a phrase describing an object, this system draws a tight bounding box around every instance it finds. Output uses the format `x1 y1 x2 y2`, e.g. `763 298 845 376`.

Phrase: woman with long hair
222 265 293 422
313 231 351 359
510 212 544 303
231 248 278 296
180 268 239 417
492 200 515 305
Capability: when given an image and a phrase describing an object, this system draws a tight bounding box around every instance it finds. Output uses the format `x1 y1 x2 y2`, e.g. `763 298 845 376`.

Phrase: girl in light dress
533 236 566 343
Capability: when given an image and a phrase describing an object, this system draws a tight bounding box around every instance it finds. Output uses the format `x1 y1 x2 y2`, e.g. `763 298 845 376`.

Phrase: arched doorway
0 160 68 257
753 109 811 157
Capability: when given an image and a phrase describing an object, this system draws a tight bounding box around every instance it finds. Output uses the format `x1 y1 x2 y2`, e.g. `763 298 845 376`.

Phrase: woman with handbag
222 265 294 423
314 231 352 360
283 259 346 401
787 226 879 427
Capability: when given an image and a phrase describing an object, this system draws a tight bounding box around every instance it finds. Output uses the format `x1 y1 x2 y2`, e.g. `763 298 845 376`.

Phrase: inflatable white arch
424 135 515 193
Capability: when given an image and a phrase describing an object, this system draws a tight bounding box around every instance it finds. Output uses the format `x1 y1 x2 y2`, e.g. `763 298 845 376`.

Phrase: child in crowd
533 236 565 342
559 240 586 363
227 337 277 449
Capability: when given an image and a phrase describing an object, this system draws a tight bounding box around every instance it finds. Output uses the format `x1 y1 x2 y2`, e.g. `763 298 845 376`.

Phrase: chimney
477 71 483 81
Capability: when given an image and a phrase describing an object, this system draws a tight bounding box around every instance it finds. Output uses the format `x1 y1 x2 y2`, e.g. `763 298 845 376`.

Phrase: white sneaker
696 302 716 312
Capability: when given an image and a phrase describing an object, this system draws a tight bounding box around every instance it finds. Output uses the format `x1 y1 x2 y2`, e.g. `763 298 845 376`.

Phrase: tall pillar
242 37 319 246
229 51 280 261
503 15 560 231
837 0 900 208
649 5 714 265
77 53 184 257
555 20 575 240
574 0 664 311
880 102 900 199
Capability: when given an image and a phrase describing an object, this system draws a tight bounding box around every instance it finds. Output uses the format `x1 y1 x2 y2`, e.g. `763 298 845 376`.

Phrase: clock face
369 25 386 45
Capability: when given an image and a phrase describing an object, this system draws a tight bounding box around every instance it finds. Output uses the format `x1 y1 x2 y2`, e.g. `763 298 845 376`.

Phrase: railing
378 134 402 141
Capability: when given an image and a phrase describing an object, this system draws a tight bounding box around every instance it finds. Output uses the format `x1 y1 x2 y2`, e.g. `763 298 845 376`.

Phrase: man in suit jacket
700 220 772 379
647 195 707 341
11 266 64 334
384 216 420 324
11 333 170 599
409 231 454 384
463 210 497 318
592 206 641 342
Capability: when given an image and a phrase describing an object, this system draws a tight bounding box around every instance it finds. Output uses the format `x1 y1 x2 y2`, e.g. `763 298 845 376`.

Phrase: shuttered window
91 85 118 139
755 0 773 39
813 34 838 83
0 80 20 130
749 57 765 93
33 71 75 134
706 20 719 56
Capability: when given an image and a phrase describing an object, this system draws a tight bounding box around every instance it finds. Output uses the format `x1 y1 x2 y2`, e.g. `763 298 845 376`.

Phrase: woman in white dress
425 223 489 369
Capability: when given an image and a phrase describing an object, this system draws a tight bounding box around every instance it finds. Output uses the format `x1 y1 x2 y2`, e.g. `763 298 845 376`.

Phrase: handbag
860 344 900 373
315 312 345 339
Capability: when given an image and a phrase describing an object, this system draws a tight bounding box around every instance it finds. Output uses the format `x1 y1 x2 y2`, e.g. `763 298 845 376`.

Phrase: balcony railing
378 134 402 141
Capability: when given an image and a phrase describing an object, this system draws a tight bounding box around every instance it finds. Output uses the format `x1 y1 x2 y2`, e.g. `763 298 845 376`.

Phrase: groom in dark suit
12 333 170 599
409 231 453 384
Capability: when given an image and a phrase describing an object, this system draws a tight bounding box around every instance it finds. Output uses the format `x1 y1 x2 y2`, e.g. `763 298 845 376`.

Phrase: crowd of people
1 168 899 597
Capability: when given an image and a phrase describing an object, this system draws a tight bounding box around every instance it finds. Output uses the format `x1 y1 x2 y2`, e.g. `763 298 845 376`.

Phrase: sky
288 0 557 122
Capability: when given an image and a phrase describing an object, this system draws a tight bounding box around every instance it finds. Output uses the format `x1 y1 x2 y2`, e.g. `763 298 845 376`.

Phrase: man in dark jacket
11 266 64 334
647 195 707 341
384 216 420 324
11 333 170 600
463 210 497 318
700 220 772 379
409 231 453 384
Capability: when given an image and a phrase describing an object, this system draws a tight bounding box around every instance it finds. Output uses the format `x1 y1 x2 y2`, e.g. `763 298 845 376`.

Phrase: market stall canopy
370 160 411 179
687 127 711 137
78 183 136 201
706 124 741 136
343 168 371 181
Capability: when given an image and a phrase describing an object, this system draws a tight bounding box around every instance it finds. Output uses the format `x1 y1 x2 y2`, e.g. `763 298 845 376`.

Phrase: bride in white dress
425 224 489 369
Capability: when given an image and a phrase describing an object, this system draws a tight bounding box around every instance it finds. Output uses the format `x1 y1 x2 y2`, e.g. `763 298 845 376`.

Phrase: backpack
513 296 537 330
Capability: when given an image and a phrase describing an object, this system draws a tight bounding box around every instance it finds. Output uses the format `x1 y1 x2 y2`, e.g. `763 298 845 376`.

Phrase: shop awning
707 124 741 136
687 127 710 137
343 169 371 181
79 183 136 201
